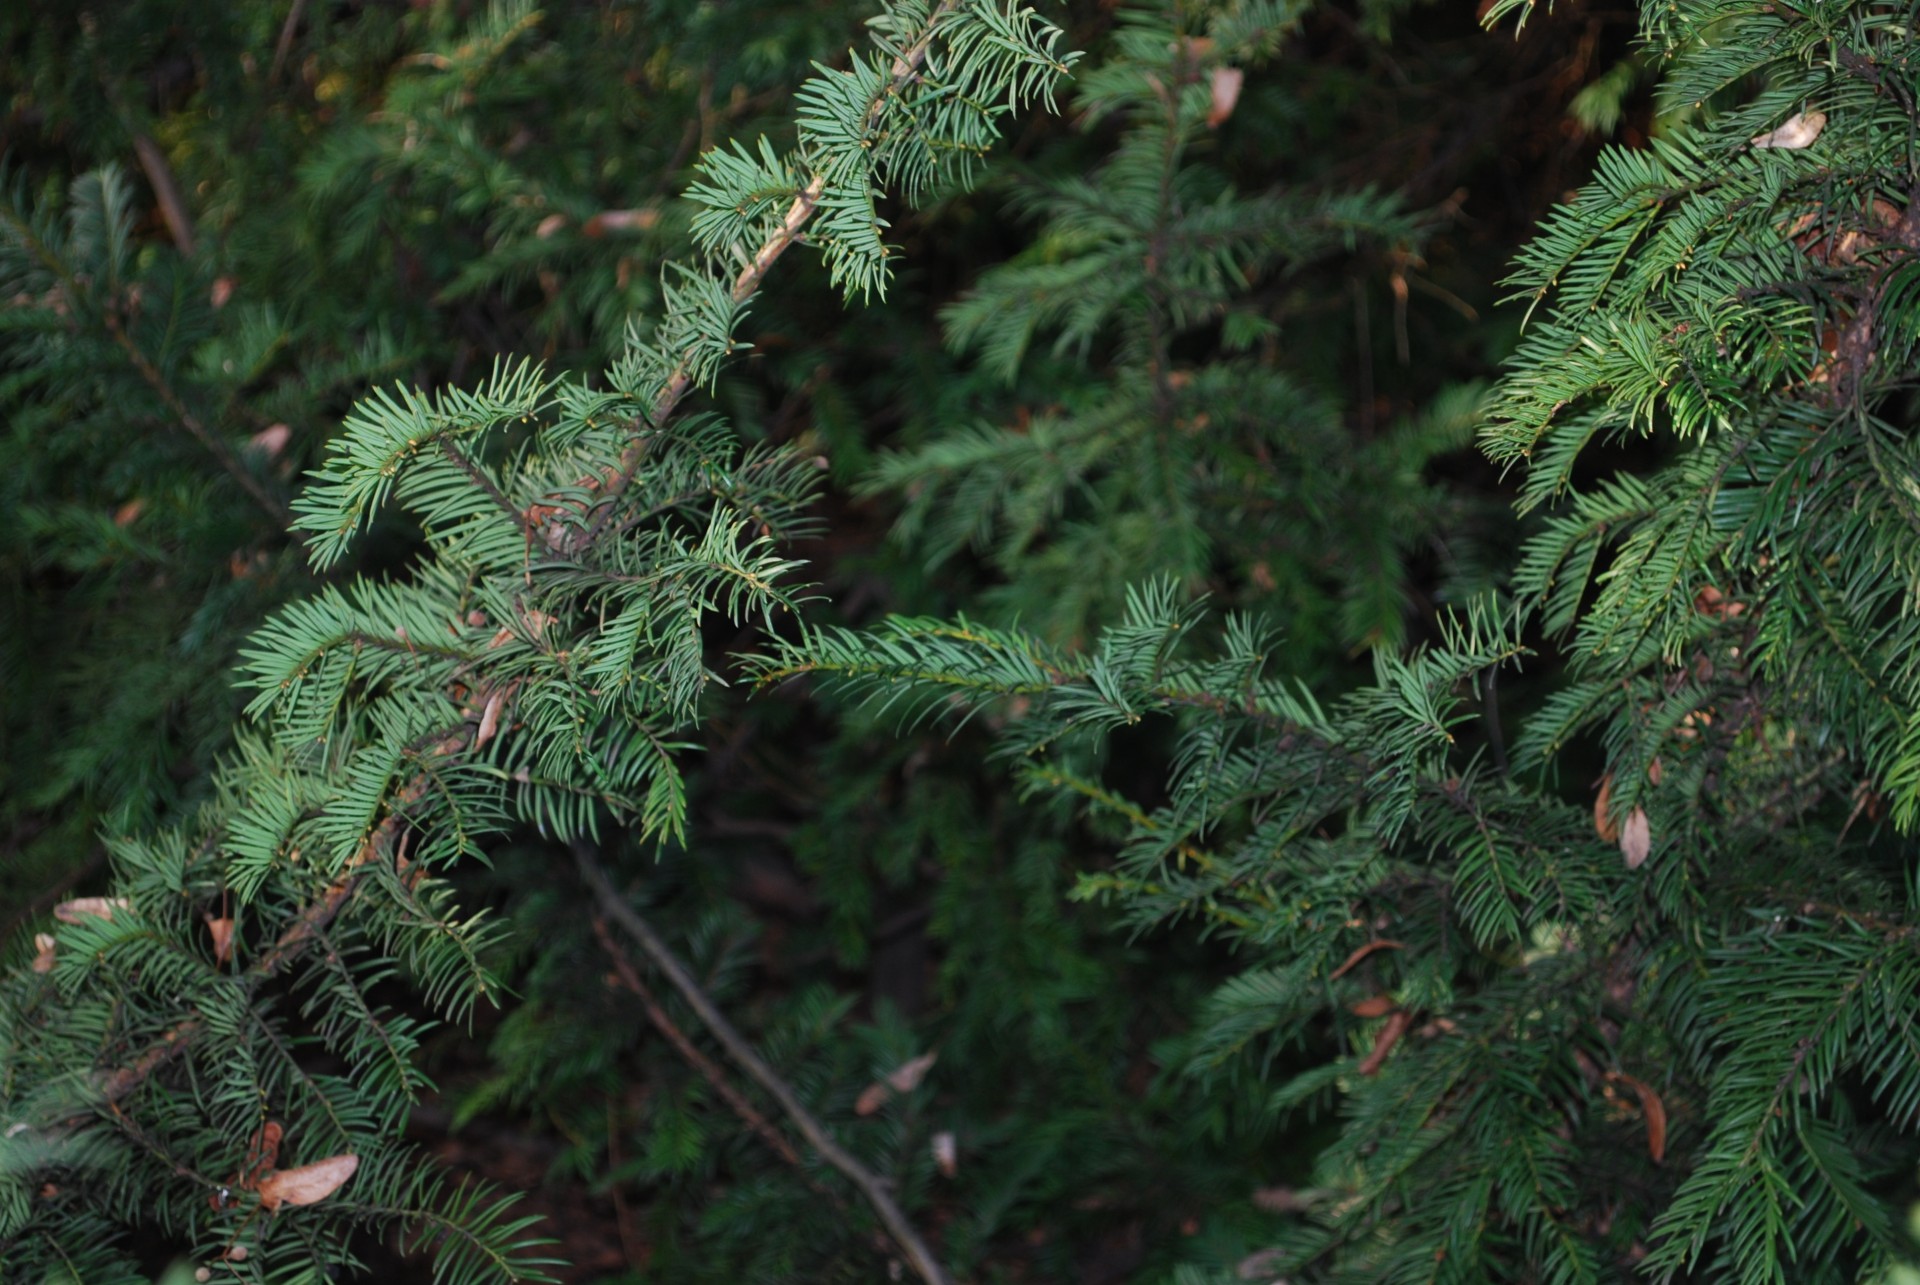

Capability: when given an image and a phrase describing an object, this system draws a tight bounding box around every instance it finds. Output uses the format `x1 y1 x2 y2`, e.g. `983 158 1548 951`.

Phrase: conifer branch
576 844 953 1285
574 0 965 552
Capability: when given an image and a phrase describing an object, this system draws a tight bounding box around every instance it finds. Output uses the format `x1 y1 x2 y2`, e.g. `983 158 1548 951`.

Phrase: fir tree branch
576 843 953 1285
573 0 965 554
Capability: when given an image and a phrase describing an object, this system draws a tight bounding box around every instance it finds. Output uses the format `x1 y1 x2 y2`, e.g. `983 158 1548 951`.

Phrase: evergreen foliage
761 0 1920 1278
2 4 1073 1280
13 0 1920 1280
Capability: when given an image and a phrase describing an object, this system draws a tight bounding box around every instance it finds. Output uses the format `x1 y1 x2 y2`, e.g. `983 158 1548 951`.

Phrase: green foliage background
9 0 1920 1282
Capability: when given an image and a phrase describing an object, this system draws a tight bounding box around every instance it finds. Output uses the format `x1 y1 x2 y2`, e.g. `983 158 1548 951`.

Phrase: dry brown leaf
1621 806 1652 870
1358 1009 1413 1077
1347 994 1396 1018
1593 774 1618 842
887 1050 937 1094
474 687 507 750
205 915 235 966
1751 110 1826 150
210 276 236 309
31 933 56 973
113 498 146 527
1607 1071 1668 1163
535 213 568 239
1329 938 1405 980
54 897 129 925
855 1050 938 1115
256 1153 358 1212
1207 66 1244 128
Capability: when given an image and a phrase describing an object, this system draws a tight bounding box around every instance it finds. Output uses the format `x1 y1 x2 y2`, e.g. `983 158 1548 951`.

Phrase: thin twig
576 844 952 1285
100 307 291 525
590 915 806 1169
269 0 308 86
131 135 195 257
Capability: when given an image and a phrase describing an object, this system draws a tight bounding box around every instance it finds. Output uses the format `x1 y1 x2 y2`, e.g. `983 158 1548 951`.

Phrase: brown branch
88 727 470 1113
130 135 195 257
269 0 309 87
590 915 806 1169
577 845 952 1285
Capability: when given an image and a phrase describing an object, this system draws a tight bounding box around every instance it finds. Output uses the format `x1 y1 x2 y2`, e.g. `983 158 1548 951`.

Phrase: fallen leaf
256 1153 358 1212
582 208 659 237
1358 1010 1413 1077
1329 938 1405 979
1207 66 1244 128
1594 774 1618 842
54 897 129 924
887 1050 937 1094
205 915 235 966
31 933 55 973
1607 1071 1667 1163
1621 806 1652 869
856 1051 938 1115
474 687 506 750
241 1121 283 1187
1347 994 1396 1018
248 424 291 460
1751 110 1826 149
931 1130 957 1177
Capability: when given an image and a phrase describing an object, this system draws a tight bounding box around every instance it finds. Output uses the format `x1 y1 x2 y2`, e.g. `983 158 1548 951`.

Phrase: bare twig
269 0 309 86
131 135 195 257
590 915 806 1169
576 845 952 1285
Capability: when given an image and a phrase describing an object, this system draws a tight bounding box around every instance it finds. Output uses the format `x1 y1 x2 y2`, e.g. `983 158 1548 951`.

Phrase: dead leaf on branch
205 915 235 966
1358 1010 1413 1077
1751 110 1826 150
54 897 130 924
256 1153 358 1212
1593 774 1618 843
1329 938 1405 980
1620 807 1652 870
1207 66 1244 128
1605 1071 1667 1163
855 1050 938 1115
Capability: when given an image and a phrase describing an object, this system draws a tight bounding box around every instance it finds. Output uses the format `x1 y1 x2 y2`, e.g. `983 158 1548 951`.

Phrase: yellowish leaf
54 897 129 925
1751 110 1826 149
